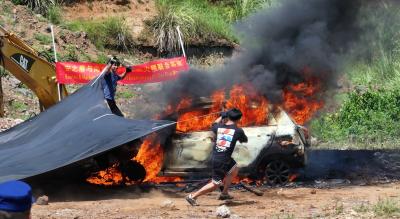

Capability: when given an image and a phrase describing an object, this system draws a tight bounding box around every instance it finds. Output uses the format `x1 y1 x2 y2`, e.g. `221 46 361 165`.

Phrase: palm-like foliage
150 0 196 53
12 0 61 15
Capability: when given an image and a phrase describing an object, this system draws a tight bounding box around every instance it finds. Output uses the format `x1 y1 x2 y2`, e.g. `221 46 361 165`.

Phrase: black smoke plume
160 0 362 107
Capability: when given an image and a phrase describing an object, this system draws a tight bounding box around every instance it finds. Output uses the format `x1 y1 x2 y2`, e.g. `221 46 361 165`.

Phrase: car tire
120 160 146 182
265 159 290 185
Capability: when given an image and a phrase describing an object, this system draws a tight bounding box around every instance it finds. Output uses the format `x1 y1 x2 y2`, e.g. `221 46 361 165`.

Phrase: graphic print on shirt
216 128 236 152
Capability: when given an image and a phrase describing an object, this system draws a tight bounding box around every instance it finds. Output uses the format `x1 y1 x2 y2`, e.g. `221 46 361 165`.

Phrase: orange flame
225 84 268 127
87 136 181 186
173 84 269 132
133 136 162 182
283 76 323 125
132 136 181 183
86 164 123 186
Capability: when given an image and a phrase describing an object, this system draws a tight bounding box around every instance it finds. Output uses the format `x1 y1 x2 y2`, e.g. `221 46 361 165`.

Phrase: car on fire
80 107 310 186
158 109 310 185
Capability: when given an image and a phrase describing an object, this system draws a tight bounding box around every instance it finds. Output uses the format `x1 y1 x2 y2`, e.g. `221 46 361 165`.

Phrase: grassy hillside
310 1 400 148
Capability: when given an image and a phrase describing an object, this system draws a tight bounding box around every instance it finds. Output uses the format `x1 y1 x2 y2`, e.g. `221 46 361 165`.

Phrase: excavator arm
0 25 67 109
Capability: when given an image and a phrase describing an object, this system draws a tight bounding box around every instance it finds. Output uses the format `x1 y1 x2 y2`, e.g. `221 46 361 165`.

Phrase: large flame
174 84 269 132
133 136 181 183
87 136 181 186
283 76 323 125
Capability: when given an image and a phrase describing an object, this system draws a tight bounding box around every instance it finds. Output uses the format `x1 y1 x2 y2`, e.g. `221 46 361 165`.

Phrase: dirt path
31 182 400 218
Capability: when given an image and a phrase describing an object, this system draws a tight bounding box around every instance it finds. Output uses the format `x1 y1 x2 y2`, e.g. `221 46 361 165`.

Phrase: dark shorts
211 157 237 185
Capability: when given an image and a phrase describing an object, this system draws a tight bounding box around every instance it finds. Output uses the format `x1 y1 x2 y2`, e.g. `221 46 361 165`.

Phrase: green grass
149 0 234 52
373 199 400 217
311 89 400 146
95 54 109 64
65 17 133 51
34 33 52 44
334 202 344 215
147 0 272 53
10 100 27 112
217 0 277 22
47 4 62 24
354 203 370 213
346 2 400 89
310 1 400 147
1 1 13 15
11 0 56 15
116 90 135 99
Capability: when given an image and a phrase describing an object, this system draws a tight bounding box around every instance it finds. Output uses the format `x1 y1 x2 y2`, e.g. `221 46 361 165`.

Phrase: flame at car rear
86 135 181 186
133 136 181 183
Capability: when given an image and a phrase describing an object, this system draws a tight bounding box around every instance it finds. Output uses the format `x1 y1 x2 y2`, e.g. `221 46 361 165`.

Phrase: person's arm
238 129 248 143
119 66 132 80
214 116 222 124
210 119 220 142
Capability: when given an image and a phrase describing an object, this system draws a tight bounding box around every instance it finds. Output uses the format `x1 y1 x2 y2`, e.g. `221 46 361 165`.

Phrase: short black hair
112 61 120 66
227 108 242 121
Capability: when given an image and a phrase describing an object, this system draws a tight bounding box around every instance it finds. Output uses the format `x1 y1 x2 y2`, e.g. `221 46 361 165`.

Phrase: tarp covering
0 76 173 183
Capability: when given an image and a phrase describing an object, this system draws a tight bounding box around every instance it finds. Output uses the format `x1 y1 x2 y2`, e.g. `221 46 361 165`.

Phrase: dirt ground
31 182 400 218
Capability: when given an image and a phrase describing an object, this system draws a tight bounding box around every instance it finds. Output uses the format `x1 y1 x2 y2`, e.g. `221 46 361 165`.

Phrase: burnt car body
159 110 310 184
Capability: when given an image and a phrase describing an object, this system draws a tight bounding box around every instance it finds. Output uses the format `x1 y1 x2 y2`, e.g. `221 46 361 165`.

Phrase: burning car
160 109 309 185
85 108 309 186
86 84 315 186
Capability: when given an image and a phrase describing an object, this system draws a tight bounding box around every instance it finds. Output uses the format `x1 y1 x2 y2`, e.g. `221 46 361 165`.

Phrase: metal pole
176 26 186 57
91 63 111 86
50 25 62 101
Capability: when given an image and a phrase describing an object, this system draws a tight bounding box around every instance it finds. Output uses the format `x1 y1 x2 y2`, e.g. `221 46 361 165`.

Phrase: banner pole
50 25 62 101
176 26 186 57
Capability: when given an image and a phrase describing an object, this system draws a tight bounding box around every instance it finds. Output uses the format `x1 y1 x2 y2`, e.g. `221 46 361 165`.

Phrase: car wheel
265 160 290 185
120 160 146 182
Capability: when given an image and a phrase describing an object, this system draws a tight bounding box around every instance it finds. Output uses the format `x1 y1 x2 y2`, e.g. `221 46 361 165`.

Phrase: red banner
56 57 189 84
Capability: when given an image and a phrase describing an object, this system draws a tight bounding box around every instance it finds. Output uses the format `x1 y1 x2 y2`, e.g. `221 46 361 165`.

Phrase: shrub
148 0 237 53
60 45 79 62
311 89 400 144
11 0 58 15
34 33 52 44
373 199 400 217
149 0 197 52
220 0 275 22
47 4 62 24
66 17 134 51
95 54 109 64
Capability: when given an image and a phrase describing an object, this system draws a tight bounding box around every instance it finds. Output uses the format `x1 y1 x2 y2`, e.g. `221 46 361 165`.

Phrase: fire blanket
56 57 189 84
0 75 174 183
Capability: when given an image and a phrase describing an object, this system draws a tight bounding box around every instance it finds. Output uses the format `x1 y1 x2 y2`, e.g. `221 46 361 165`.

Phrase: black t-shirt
211 123 248 159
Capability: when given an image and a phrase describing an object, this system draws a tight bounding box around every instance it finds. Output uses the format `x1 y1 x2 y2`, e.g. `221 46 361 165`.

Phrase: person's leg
186 180 220 206
222 165 238 195
218 158 237 200
192 181 219 199
106 99 124 117
112 104 124 117
186 159 224 206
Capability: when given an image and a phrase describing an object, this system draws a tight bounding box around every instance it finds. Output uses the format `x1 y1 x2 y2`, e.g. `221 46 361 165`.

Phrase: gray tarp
0 76 172 183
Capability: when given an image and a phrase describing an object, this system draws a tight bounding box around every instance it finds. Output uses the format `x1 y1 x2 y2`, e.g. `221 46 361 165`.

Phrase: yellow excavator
0 25 68 110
